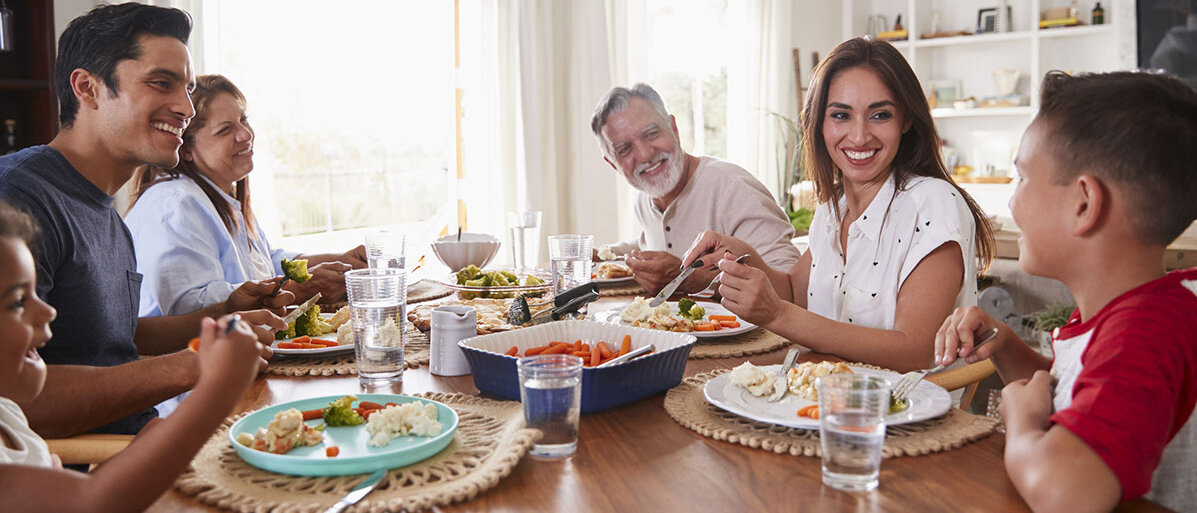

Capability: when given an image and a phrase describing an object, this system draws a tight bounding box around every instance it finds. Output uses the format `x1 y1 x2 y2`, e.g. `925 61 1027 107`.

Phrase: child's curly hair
0 200 37 246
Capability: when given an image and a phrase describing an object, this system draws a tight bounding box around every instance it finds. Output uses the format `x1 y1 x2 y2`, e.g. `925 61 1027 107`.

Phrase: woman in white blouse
681 38 994 372
125 75 367 317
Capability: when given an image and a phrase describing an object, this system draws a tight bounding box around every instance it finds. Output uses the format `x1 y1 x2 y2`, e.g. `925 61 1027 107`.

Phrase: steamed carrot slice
301 409 323 421
719 321 741 328
579 343 590 353
277 342 304 349
621 335 632 355
187 337 201 352
326 446 340 457
572 351 590 358
796 405 818 418
309 339 339 347
526 345 550 356
694 323 717 331
292 336 312 344
708 315 737 322
298 343 323 349
505 346 519 357
597 341 612 359
362 408 380 420
359 401 384 410
574 340 583 351
543 344 572 355
590 344 601 367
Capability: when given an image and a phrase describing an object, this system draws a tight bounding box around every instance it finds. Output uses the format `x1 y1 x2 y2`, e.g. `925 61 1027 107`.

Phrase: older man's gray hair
590 83 673 148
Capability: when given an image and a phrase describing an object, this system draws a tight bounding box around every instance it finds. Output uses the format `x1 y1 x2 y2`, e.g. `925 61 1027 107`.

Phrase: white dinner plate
702 365 952 430
271 313 351 356
592 301 757 339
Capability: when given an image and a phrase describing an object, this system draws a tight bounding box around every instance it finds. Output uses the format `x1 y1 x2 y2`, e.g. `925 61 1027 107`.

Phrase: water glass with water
817 373 890 492
365 230 406 270
518 354 583 459
547 234 593 295
507 211 542 271
345 268 407 387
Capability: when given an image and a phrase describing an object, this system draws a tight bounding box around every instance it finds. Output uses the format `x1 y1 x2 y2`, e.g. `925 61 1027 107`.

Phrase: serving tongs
506 282 600 326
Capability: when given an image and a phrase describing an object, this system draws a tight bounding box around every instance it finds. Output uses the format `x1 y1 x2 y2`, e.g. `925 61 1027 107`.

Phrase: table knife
281 292 323 326
649 259 705 307
324 468 386 513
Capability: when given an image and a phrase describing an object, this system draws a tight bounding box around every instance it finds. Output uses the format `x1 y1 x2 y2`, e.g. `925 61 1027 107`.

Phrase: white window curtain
727 0 795 202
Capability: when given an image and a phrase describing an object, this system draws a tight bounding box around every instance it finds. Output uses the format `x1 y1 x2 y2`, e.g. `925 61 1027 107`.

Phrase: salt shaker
430 305 476 376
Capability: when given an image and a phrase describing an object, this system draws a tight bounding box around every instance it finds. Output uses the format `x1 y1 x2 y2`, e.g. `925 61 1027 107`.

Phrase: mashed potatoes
786 361 853 401
619 296 695 332
365 401 443 447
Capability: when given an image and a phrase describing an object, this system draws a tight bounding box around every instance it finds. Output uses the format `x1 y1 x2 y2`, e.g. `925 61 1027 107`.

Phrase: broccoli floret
322 395 364 426
678 298 696 315
524 275 545 286
281 258 312 283
294 303 332 336
456 265 482 284
275 320 297 340
685 305 706 321
499 270 518 282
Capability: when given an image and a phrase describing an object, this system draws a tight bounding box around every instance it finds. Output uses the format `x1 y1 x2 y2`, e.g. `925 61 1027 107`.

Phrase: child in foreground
937 71 1197 512
0 200 268 511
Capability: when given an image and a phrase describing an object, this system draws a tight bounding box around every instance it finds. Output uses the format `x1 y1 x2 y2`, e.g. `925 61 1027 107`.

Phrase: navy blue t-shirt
0 146 155 434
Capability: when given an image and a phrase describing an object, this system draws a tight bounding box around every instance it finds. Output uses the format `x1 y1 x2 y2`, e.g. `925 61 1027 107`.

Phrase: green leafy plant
1028 303 1075 333
787 206 813 235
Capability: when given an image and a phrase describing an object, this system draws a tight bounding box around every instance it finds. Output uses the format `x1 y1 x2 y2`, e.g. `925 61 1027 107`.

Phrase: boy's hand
226 278 295 314
194 316 266 391
935 305 1009 366
999 370 1054 432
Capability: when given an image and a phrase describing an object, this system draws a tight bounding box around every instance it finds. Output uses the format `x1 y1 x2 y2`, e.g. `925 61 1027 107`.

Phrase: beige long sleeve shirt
607 156 801 270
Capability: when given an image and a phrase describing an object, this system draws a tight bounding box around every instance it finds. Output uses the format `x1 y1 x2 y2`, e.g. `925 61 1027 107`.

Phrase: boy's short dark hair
1036 70 1197 246
55 2 192 128
0 200 37 247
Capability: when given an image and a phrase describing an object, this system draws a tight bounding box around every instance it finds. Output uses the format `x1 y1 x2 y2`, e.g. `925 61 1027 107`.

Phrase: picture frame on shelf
978 8 997 33
929 79 961 108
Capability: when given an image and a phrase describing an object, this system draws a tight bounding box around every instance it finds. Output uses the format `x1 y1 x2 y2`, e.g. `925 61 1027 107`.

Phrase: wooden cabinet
0 0 56 148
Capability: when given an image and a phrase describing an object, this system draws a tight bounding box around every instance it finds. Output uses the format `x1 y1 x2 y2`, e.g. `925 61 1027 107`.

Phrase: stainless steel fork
891 327 999 403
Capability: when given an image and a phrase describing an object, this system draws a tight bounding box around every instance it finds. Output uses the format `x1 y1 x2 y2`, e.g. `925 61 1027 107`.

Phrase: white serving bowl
431 233 501 272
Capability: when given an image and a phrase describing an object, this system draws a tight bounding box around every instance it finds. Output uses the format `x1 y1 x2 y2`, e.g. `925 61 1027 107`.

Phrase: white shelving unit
841 0 1135 219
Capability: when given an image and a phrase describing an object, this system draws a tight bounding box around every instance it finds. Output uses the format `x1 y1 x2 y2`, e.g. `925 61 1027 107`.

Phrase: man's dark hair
1036 70 1197 246
55 2 192 128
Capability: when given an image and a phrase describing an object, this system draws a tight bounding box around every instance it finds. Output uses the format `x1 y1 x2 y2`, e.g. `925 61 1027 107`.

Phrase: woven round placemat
688 328 791 359
266 327 431 376
176 392 539 513
599 282 646 296
664 369 999 458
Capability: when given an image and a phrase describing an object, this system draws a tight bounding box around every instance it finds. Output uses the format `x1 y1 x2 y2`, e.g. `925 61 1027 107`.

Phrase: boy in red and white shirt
936 71 1197 512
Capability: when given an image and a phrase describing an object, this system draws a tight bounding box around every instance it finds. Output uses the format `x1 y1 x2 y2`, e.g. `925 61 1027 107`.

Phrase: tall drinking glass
365 230 406 270
547 234 593 295
345 268 407 387
518 354 583 459
817 373 891 492
507 211 542 271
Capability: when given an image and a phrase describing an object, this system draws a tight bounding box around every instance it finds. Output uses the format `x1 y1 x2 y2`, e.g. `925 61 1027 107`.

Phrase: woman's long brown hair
129 74 258 238
800 37 995 271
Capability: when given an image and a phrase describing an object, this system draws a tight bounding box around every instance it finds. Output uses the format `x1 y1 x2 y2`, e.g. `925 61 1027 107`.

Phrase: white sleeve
128 191 237 316
897 181 976 291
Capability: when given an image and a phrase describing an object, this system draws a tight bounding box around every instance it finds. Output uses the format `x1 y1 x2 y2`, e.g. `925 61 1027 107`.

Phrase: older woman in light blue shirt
125 75 365 318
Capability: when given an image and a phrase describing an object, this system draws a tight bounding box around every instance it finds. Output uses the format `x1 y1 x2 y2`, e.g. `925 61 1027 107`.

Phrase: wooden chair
44 434 134 465
926 358 996 408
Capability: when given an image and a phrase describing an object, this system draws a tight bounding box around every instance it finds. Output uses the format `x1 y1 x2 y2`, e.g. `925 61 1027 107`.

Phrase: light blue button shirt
124 174 298 317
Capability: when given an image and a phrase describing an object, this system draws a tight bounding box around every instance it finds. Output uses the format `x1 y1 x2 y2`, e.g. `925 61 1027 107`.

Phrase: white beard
627 149 685 198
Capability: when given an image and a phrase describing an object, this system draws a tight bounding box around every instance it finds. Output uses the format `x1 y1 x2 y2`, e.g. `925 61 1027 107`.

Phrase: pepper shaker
430 305 476 376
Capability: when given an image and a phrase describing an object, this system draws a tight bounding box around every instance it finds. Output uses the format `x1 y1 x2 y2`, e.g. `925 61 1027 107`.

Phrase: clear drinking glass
518 354 583 459
547 234 593 295
507 211 542 271
345 268 407 387
365 230 406 270
817 373 891 492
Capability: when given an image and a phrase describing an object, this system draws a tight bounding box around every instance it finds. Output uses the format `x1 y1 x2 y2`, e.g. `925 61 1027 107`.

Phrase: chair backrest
45 434 133 465
926 359 996 408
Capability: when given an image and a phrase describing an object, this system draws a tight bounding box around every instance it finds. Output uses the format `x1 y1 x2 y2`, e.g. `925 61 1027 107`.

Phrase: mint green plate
228 394 458 476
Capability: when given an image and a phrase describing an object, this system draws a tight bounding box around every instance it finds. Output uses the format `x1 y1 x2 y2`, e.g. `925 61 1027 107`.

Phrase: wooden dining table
148 295 1170 513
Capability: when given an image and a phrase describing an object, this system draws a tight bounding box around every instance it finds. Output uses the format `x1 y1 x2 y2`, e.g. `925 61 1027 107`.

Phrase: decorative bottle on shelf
2 119 17 155
1092 2 1105 25
1068 1 1079 20
996 0 1012 32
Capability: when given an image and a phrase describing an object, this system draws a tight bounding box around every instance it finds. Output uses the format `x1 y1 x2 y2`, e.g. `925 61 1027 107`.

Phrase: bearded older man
591 83 800 296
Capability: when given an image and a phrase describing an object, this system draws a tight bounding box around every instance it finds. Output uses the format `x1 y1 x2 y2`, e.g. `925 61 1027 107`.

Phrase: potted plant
1024 303 1075 358
769 111 813 236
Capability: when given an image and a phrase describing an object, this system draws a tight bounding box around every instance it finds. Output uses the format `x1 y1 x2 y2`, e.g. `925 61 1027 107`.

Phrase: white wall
791 0 844 104
54 0 96 40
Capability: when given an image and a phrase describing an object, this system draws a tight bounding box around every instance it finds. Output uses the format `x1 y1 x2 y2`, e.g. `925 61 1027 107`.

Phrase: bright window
203 0 455 240
642 0 731 159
